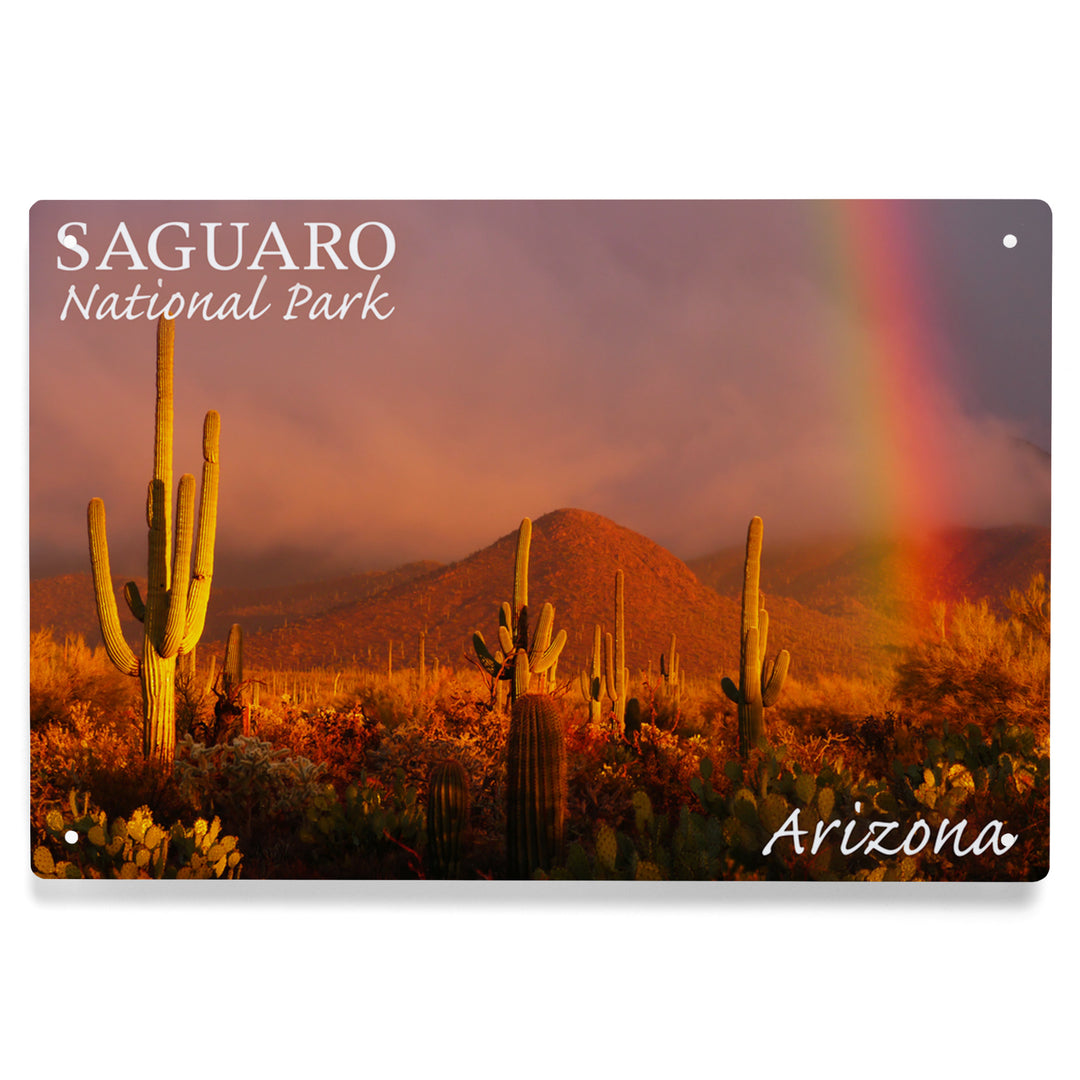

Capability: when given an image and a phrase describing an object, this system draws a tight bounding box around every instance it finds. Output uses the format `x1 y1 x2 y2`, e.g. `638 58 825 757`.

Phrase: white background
4 4 1074 1075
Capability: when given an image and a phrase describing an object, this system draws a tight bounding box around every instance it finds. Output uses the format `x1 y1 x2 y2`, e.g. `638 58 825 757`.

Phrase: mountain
230 508 909 683
240 508 742 675
687 525 1050 619
30 562 441 647
30 512 1050 688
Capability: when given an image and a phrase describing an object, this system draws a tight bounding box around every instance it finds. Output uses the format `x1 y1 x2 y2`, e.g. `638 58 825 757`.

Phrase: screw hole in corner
64 830 79 845
1002 233 1018 249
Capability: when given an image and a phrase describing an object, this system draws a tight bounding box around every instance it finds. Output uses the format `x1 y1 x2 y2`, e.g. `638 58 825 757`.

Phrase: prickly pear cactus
32 790 241 879
596 823 618 872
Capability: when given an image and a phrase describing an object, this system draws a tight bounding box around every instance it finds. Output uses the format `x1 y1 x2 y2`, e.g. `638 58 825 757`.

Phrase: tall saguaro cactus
473 518 566 704
579 623 603 724
603 569 629 731
721 516 790 758
87 317 220 770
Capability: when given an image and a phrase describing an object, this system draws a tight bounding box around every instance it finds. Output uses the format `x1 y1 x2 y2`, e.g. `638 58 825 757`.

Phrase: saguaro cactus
223 623 243 701
506 652 567 878
660 632 682 716
603 569 629 731
721 516 790 758
426 759 470 879
473 518 566 703
579 623 603 724
87 317 219 770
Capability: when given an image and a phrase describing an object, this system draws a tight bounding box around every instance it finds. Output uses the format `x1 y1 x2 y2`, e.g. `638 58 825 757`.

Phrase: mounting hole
60 233 79 249
1002 233 1018 249
64 830 79 845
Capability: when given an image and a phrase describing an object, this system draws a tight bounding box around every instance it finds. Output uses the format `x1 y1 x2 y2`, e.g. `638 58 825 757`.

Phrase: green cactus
87 317 220 771
603 569 629 731
473 518 566 703
33 790 241 879
223 623 243 700
721 517 791 758
579 624 603 724
426 759 470 879
660 632 682 715
506 652 567 878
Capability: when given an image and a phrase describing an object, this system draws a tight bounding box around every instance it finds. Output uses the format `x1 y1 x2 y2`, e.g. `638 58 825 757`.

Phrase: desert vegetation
29 317 1049 882
31 522 1050 881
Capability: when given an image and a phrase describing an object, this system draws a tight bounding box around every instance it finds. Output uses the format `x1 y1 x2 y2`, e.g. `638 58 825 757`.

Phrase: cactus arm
87 499 140 677
473 632 500 676
181 410 220 652
758 603 769 661
513 649 531 700
762 650 790 707
124 581 146 622
603 632 616 701
531 628 566 674
721 676 740 703
161 473 195 659
153 317 174 572
498 622 514 656
529 602 554 665
513 518 531 615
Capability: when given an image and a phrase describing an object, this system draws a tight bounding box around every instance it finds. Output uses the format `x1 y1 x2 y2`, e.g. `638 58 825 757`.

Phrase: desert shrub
172 735 325 858
32 790 242 880
893 582 1049 729
549 709 1048 882
30 630 137 730
276 704 376 787
776 672 893 735
298 770 425 878
354 675 425 729
1005 572 1050 640
29 699 162 816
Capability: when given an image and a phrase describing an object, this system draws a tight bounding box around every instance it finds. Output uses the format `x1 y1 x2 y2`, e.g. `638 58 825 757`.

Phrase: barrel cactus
426 759 470 879
506 653 567 878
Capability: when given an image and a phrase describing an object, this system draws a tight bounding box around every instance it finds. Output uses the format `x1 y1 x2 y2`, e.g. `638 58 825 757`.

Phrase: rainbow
810 201 956 613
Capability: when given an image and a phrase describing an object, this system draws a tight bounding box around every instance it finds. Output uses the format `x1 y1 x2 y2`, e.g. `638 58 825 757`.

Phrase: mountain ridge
31 510 1049 686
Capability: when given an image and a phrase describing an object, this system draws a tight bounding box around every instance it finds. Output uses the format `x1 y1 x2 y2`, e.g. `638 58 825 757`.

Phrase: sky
29 200 1051 586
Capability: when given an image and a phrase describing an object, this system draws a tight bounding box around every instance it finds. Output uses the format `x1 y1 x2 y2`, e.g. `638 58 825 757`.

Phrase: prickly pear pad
29 200 1049 881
